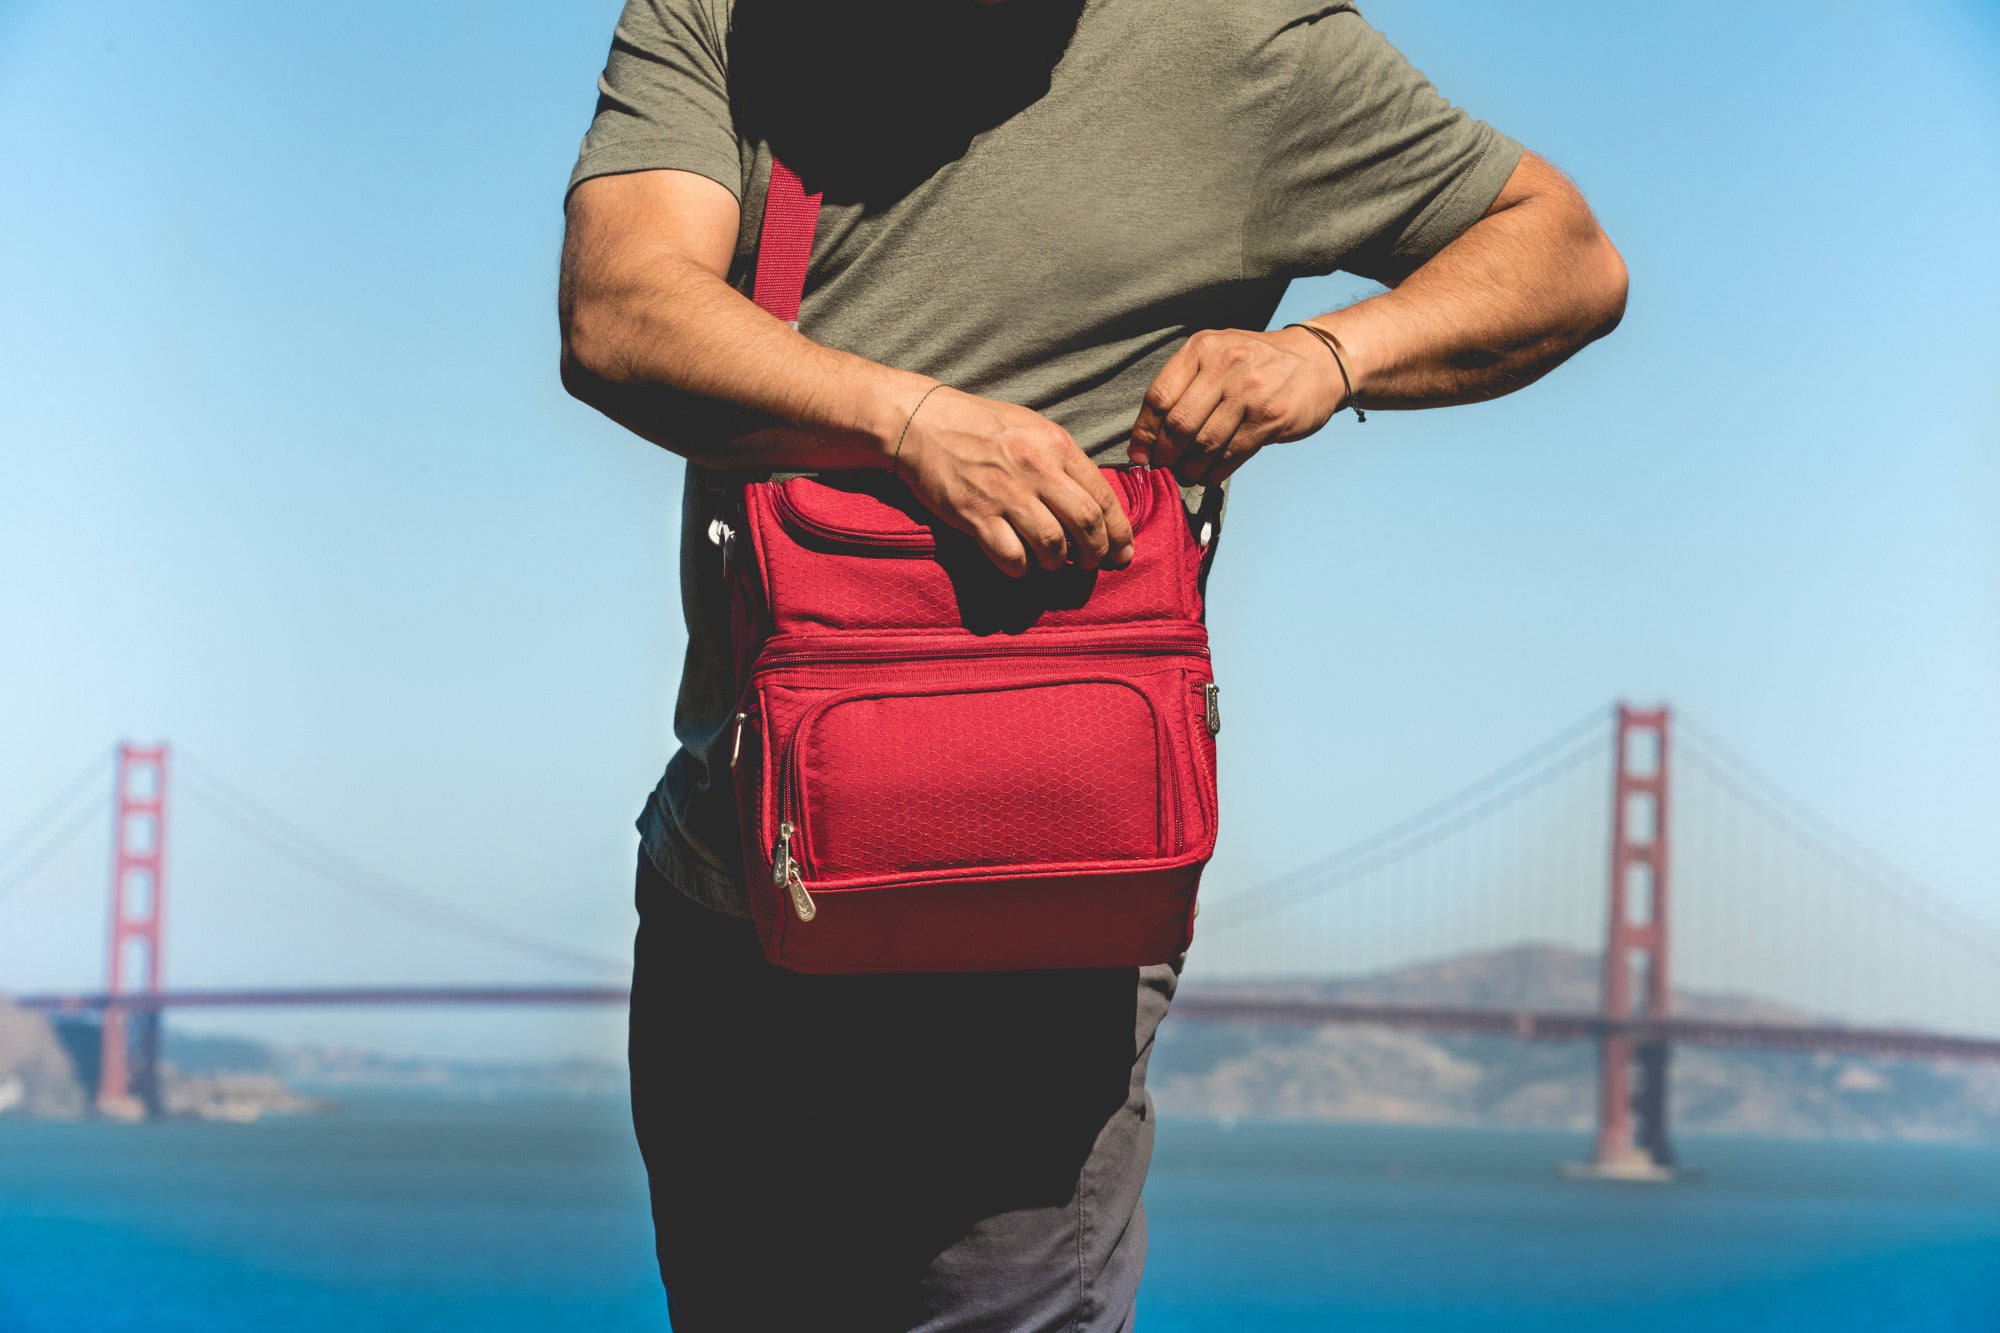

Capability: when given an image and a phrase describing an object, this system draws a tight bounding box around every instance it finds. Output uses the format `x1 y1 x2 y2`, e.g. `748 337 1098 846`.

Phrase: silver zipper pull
730 712 749 769
707 515 736 577
773 820 815 921
1203 682 1221 735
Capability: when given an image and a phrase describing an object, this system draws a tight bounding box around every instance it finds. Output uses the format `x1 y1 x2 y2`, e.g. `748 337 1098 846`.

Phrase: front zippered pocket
782 669 1175 886
755 658 1202 910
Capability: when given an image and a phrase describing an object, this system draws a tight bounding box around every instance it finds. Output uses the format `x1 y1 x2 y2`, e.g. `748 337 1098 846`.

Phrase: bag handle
749 158 822 327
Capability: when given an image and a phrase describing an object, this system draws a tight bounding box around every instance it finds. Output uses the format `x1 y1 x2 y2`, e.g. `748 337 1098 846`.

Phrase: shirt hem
638 792 750 918
566 146 745 208
1394 128 1525 274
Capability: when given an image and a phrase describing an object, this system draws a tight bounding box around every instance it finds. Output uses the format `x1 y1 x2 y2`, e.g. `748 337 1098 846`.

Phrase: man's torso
574 0 1516 911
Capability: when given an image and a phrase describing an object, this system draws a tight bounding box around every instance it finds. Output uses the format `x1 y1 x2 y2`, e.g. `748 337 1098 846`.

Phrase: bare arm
559 169 1132 576
559 169 917 469
1129 151 1629 484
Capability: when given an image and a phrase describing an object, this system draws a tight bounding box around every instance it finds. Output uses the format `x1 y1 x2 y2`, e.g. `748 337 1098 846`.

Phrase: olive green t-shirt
569 0 1521 916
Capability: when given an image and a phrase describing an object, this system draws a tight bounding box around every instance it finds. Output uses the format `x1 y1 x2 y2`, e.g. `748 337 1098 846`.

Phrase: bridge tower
99 742 169 1118
1584 704 1675 1177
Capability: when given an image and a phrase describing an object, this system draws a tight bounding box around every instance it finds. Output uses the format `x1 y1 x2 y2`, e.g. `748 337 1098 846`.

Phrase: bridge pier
1633 1039 1673 1167
96 1006 163 1121
1568 1032 1675 1180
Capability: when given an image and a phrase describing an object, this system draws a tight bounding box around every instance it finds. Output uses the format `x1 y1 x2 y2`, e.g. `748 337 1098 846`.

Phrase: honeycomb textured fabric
803 678 1166 874
731 466 1218 974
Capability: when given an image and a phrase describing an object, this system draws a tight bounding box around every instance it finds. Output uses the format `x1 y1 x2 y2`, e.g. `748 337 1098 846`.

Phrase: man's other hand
896 387 1136 579
1127 327 1345 486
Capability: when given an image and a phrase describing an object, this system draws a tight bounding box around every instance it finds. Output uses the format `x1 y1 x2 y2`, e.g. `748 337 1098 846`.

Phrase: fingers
896 387 1145 578
1149 371 1228 477
1004 427 1132 575
1020 501 1074 573
1035 479 1105 568
970 516 1031 579
1135 331 1255 480
976 467 1131 577
1171 397 1245 485
1134 326 1354 486
1057 452 1137 567
1129 341 1203 468
1205 431 1271 485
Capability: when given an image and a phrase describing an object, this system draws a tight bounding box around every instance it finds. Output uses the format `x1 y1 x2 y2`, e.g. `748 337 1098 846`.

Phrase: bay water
2 1092 1995 1330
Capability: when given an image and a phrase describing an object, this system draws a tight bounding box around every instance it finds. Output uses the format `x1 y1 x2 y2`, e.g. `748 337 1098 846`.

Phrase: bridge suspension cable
173 750 630 977
0 747 112 906
1676 715 2000 977
1198 705 1612 937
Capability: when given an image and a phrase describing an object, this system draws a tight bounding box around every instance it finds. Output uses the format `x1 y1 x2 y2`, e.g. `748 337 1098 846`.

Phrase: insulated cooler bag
722 158 1222 974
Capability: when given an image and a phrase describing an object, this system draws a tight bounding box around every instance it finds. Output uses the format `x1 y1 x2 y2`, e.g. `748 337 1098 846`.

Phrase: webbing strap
749 158 822 326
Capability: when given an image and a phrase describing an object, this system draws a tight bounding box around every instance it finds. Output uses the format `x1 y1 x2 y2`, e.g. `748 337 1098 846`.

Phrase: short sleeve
567 0 742 203
1244 7 1522 285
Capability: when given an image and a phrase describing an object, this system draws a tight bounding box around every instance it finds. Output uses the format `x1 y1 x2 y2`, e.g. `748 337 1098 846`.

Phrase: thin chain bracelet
892 382 947 480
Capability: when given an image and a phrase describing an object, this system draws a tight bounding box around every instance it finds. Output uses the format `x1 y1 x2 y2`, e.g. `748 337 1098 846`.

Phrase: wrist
1304 311 1389 403
1285 320 1366 421
857 371 944 468
1273 325 1347 415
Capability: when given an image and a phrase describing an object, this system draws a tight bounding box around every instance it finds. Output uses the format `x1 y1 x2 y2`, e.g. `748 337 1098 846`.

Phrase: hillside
1154 945 2000 1141
0 1000 88 1117
0 1003 323 1121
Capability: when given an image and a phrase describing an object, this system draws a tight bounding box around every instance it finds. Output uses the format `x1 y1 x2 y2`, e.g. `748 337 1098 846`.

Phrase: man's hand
1127 327 1346 486
897 388 1135 578
1126 153 1627 487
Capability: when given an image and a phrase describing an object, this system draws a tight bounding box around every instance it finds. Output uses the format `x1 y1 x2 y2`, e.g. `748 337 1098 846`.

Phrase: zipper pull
773 820 815 922
707 515 736 578
730 712 749 769
1203 681 1221 735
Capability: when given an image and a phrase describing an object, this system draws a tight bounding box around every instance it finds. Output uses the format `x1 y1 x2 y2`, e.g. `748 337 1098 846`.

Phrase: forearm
559 184 932 471
1303 152 1628 410
559 171 1133 576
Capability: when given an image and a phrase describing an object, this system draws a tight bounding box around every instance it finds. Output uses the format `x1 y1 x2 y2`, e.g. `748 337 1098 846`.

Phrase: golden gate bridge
3 704 1997 1180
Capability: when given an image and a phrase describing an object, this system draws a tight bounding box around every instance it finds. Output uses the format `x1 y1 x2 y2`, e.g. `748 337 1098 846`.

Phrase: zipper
707 514 737 578
730 711 751 769
749 626 1208 677
773 820 815 921
769 474 1158 557
1202 681 1221 735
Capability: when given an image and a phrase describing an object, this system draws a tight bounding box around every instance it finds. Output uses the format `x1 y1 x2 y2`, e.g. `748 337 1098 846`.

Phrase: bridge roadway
13 986 2000 1065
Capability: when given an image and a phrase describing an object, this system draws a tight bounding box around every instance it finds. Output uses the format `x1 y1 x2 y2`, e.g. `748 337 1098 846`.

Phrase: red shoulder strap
749 158 822 326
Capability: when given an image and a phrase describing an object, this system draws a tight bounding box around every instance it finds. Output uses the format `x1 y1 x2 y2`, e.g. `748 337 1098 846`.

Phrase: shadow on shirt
728 0 1087 210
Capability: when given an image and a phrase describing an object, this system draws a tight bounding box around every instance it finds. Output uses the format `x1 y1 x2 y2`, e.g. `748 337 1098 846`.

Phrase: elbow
559 339 601 407
557 299 709 459
1583 226 1629 342
558 301 619 408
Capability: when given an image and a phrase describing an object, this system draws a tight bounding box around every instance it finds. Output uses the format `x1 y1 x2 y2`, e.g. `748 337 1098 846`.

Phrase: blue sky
1 1 1995 1058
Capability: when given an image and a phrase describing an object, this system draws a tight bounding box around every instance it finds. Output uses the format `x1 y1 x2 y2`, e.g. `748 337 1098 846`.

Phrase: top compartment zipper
769 476 1158 557
749 625 1209 676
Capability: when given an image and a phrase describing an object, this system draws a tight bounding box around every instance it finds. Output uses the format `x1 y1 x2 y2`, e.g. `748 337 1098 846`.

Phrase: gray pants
629 852 1178 1331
